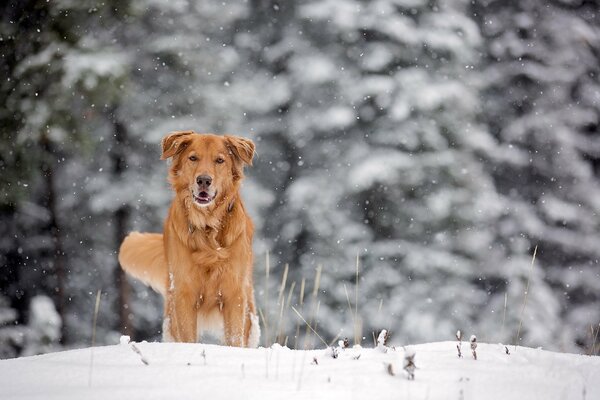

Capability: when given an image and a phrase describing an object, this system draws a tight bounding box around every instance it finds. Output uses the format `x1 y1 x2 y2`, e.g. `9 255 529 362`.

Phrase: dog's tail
118 232 168 297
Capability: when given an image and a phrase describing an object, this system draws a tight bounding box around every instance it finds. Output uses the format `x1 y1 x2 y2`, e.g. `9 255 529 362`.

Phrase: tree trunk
40 133 67 343
111 109 133 336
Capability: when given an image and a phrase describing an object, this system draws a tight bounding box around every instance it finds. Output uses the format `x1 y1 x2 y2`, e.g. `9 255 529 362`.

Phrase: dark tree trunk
110 109 133 336
40 133 67 343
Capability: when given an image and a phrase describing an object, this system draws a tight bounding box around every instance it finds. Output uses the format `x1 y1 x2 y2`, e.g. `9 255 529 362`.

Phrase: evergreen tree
243 0 566 349
0 0 98 345
473 0 600 349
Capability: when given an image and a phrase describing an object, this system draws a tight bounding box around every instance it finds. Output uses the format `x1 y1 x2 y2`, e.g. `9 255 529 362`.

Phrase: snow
0 341 598 400
25 296 61 344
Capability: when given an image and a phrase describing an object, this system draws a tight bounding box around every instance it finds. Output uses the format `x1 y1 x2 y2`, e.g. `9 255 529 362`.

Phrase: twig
377 329 388 352
88 290 101 387
470 335 477 360
386 363 395 376
403 348 416 380
514 245 537 349
131 343 149 365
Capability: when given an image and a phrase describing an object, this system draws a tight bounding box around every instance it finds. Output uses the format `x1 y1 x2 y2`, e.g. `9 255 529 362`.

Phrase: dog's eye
216 157 225 164
189 155 198 162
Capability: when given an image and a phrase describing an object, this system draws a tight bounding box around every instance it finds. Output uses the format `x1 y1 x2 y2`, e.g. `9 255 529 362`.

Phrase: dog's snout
196 175 212 188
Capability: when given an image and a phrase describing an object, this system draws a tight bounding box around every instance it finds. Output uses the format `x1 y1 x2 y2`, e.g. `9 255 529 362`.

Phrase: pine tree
243 0 564 348
473 0 600 350
0 0 96 344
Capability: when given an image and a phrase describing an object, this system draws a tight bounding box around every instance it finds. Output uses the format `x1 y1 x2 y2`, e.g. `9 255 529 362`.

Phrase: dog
118 131 260 347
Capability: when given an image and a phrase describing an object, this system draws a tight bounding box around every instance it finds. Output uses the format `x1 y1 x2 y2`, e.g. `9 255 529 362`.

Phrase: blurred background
1 0 599 358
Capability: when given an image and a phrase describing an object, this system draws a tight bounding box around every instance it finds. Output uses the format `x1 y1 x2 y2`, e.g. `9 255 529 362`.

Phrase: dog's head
161 131 255 209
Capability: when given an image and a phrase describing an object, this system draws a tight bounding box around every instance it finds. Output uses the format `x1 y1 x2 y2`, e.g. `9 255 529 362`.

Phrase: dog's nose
196 175 212 187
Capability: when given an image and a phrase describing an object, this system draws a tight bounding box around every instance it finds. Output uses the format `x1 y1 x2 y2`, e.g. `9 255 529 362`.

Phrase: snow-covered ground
0 340 598 400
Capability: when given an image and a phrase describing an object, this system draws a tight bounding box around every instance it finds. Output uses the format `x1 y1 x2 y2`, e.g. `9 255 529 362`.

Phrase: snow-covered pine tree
236 0 495 346
473 0 600 350
0 0 108 345
303 0 510 346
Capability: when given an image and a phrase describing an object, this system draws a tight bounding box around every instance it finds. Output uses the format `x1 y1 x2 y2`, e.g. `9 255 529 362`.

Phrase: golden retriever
118 131 260 347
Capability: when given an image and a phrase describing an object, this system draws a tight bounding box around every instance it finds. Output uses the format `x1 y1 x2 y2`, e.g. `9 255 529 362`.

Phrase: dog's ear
225 135 255 166
161 131 195 160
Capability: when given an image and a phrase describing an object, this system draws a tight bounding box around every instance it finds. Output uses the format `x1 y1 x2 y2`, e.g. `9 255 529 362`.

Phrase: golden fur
118 132 259 347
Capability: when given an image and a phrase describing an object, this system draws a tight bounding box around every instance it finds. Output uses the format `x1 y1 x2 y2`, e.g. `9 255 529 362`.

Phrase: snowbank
0 341 598 400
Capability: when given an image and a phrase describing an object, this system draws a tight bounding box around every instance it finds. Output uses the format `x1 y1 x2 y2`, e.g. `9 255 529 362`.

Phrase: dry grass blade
312 264 322 298
294 278 306 350
264 251 271 346
501 292 508 342
355 253 360 345
277 263 289 307
276 280 296 344
343 284 356 338
286 281 296 306
258 307 269 347
514 245 537 349
299 278 306 306
313 301 321 345
304 265 322 349
291 306 328 348
328 332 342 348
88 290 102 387
274 264 289 344
590 323 600 356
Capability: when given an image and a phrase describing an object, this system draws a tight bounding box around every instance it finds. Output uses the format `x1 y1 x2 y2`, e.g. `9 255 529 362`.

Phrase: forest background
1 0 599 358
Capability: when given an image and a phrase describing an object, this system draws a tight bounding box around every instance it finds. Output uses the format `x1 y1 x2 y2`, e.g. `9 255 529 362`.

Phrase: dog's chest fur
185 218 244 311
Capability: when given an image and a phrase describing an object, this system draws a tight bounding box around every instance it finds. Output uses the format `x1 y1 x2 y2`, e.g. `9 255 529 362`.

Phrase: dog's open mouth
193 191 216 206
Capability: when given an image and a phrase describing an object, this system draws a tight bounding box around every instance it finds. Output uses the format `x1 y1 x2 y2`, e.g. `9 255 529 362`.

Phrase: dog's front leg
165 284 197 343
223 292 247 347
